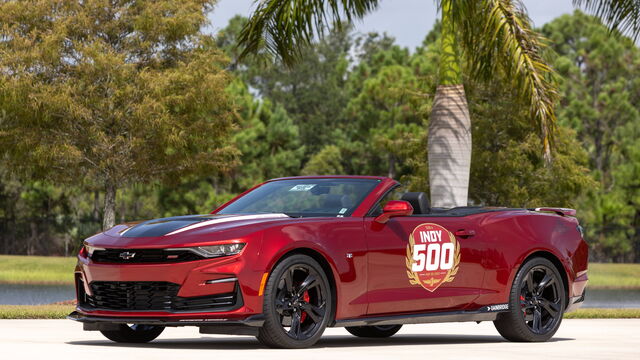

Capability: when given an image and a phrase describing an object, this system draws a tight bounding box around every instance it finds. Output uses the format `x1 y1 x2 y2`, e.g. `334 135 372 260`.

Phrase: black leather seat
323 194 352 209
401 192 431 214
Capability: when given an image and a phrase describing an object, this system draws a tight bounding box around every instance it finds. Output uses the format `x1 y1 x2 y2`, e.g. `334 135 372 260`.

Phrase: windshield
218 178 380 218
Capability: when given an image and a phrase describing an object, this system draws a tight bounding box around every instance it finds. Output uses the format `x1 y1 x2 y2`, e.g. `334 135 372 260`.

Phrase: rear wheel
494 257 565 342
100 324 164 343
257 254 333 348
345 325 402 338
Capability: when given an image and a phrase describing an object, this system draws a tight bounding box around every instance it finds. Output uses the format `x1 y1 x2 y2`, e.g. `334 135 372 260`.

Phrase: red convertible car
69 176 588 348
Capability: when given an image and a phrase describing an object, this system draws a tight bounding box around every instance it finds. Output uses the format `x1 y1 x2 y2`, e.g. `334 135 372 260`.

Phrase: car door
363 212 486 316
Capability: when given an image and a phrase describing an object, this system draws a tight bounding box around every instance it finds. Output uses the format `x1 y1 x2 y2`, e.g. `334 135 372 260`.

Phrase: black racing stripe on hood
121 214 229 238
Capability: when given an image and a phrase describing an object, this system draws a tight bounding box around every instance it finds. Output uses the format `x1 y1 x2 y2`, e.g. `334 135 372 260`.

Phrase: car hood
88 213 291 248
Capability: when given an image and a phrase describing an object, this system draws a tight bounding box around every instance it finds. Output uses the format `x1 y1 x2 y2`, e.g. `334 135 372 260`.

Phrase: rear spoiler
530 207 577 217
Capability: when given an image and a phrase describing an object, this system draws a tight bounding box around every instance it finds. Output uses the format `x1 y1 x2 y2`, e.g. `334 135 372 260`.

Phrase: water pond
0 284 75 305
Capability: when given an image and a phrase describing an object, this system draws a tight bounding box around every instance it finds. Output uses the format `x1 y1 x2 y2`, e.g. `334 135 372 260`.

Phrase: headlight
189 243 246 258
84 244 105 257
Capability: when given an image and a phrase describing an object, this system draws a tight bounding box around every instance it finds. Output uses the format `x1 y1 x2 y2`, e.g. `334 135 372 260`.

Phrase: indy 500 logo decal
406 223 460 292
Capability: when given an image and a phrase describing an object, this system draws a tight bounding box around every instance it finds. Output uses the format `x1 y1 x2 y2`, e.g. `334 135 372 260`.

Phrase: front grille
91 248 204 264
88 281 178 310
82 281 239 312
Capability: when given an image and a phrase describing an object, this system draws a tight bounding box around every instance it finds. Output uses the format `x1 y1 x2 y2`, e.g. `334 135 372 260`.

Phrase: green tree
465 80 595 208
0 173 77 255
542 11 640 261
217 16 357 162
301 145 345 175
612 121 640 261
398 77 595 209
0 0 237 230
574 0 640 40
236 1 559 209
400 25 594 209
345 65 427 178
228 80 306 189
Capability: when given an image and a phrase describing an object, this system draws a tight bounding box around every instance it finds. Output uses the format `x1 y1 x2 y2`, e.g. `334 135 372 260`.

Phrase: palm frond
454 0 558 161
236 0 380 66
574 0 640 41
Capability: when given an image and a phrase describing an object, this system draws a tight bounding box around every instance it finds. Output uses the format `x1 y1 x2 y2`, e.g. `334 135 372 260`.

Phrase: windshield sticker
339 208 348 214
289 184 316 192
406 223 460 292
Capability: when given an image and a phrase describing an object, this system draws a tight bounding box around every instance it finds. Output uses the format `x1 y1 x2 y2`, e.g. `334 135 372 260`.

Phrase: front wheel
494 257 566 342
100 324 164 343
257 254 333 348
346 325 402 338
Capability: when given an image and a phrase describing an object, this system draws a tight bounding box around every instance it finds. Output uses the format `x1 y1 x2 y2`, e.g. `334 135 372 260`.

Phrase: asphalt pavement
0 319 637 360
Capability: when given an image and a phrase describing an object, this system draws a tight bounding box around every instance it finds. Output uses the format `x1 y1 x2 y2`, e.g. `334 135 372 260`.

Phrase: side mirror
374 200 414 224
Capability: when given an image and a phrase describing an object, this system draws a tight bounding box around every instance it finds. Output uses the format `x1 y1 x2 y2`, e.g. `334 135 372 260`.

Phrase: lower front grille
81 281 240 312
88 282 178 310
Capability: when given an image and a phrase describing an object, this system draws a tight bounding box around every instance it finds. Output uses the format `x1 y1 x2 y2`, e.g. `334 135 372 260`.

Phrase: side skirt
332 305 510 327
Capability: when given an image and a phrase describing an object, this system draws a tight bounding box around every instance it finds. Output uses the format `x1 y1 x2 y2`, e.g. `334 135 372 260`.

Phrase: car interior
399 192 515 217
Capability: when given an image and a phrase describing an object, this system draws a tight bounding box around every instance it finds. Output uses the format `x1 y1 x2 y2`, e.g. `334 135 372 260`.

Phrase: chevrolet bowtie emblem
119 251 136 260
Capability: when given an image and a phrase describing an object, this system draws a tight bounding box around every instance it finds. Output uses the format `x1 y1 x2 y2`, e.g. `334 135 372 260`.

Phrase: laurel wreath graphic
406 225 461 292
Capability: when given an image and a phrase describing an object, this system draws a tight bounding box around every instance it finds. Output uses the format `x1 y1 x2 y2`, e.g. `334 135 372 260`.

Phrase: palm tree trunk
388 153 396 179
102 179 116 231
428 0 472 208
428 85 471 208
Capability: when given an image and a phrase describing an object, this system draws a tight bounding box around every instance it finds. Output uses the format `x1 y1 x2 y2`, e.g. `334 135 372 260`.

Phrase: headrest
340 195 354 208
323 194 345 209
400 192 430 214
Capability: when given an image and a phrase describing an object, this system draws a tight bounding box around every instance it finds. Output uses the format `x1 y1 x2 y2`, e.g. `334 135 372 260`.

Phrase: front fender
258 218 368 319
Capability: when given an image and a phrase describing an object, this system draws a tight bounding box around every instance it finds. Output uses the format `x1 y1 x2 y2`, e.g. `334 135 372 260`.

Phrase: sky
207 0 577 50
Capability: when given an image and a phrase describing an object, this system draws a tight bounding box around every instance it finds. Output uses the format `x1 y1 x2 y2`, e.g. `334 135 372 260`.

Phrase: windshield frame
214 177 384 218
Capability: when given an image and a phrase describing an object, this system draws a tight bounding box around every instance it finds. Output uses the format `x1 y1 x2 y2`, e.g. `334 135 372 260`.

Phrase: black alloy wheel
100 324 164 343
257 254 333 348
274 265 327 339
494 257 566 342
519 265 563 334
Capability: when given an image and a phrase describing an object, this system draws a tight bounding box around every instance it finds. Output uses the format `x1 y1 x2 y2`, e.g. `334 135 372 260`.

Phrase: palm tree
235 0 636 207
574 0 640 41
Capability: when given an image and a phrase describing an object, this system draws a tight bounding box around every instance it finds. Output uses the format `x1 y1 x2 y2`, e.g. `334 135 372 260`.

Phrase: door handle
454 229 476 238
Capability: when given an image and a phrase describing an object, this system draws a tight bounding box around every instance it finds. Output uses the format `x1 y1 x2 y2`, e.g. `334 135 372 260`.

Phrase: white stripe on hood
164 213 289 236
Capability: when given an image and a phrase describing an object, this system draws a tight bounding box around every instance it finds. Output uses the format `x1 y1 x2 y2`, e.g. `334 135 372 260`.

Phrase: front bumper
73 251 265 320
67 311 265 335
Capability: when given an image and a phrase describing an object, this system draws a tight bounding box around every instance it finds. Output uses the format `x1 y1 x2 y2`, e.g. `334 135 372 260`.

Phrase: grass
0 305 637 320
0 255 76 285
0 305 75 319
564 308 640 319
587 263 640 289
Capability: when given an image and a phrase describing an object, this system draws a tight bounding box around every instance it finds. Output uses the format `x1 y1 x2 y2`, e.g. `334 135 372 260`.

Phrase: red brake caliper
300 291 310 322
520 295 526 317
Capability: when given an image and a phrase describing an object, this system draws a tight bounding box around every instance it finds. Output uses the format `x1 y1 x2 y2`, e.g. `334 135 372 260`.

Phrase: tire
257 254 333 348
100 324 164 343
345 325 402 338
494 257 566 342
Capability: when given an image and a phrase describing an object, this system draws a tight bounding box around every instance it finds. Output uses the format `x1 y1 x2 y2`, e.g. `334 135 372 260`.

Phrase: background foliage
0 8 637 262
0 0 237 231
